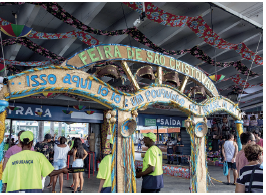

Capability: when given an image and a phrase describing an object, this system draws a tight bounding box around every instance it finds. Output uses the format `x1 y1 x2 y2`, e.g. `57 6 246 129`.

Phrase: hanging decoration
190 46 259 77
0 24 32 37
84 111 94 115
62 110 73 114
73 105 86 111
35 112 42 116
1 37 65 63
209 75 225 82
0 17 99 46
124 2 263 66
7 106 19 111
41 92 54 98
0 17 259 77
0 58 56 66
0 63 5 72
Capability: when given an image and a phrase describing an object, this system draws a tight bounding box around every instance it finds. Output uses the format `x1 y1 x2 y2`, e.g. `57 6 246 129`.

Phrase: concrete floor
43 150 236 193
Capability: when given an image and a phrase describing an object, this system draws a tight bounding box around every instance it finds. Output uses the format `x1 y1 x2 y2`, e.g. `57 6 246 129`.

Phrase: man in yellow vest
97 144 112 193
2 131 69 193
136 132 164 193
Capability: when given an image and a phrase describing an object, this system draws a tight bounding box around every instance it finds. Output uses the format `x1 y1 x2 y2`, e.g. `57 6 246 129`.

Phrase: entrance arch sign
66 44 219 97
0 44 243 193
0 66 241 120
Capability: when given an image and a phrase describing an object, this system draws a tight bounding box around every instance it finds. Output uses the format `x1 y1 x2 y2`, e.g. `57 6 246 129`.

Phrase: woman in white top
52 137 70 193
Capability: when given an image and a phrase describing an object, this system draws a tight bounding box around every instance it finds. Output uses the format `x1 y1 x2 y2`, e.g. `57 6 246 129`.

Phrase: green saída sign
145 118 156 126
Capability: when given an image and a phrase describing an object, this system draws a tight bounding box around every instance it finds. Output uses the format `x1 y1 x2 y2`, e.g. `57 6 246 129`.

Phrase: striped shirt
236 164 263 193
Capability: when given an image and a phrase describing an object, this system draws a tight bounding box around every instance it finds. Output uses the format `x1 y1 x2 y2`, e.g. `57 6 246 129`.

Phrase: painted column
58 122 62 137
235 120 243 151
50 122 55 136
0 100 9 192
185 116 207 193
38 121 44 142
114 110 136 193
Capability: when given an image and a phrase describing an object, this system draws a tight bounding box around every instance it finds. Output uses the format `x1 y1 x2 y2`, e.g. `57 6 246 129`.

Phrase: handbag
223 161 228 176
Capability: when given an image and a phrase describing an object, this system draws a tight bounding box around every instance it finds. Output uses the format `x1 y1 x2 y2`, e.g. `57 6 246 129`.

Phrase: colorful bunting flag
73 105 86 111
35 112 42 116
85 111 94 115
62 110 73 114
41 92 54 98
209 75 225 82
7 106 19 111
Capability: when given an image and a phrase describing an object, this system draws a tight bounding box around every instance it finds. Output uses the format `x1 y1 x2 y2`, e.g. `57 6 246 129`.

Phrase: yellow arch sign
2 66 241 120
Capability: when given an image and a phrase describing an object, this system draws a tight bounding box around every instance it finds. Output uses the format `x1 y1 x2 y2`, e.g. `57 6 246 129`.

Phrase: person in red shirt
254 130 263 147
235 132 256 174
2 130 34 172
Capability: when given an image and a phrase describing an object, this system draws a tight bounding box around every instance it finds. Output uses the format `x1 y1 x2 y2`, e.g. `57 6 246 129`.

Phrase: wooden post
121 61 140 91
157 67 162 85
179 76 189 93
116 110 136 193
186 116 207 193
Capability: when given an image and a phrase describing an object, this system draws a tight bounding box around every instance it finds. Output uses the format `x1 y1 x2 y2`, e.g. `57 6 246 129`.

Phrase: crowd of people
220 131 263 193
1 129 263 193
2 131 91 193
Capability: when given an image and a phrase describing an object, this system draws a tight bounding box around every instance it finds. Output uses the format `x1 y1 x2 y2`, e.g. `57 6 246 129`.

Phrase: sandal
52 191 56 193
70 184 74 188
46 183 52 188
60 191 63 193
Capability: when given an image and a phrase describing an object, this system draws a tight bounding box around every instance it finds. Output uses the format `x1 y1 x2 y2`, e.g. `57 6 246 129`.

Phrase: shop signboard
6 103 103 123
138 114 185 127
145 118 156 126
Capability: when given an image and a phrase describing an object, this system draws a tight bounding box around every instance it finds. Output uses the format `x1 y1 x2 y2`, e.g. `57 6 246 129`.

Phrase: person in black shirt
175 137 183 165
235 144 263 193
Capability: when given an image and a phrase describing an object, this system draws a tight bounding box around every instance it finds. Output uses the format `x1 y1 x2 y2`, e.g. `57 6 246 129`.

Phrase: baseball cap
45 134 52 140
142 132 156 142
20 131 34 142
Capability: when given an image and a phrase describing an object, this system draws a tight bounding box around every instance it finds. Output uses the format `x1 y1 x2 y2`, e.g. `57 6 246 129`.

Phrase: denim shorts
72 159 84 168
227 162 236 170
53 159 67 170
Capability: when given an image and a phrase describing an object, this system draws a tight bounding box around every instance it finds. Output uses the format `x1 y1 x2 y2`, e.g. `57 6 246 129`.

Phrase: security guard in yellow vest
136 132 164 193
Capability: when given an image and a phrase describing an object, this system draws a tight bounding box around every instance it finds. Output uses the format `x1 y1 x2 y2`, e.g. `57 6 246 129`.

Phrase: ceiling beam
211 2 263 29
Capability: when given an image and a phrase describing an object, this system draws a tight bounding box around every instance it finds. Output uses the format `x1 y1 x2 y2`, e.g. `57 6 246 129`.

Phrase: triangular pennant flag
7 106 19 111
42 93 54 98
85 111 94 115
62 110 73 114
73 105 86 111
35 112 42 116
